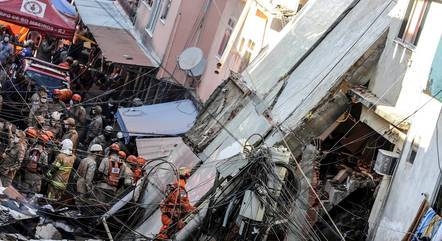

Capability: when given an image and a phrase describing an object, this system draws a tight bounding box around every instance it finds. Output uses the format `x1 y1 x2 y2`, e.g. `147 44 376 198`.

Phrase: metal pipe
102 217 114 241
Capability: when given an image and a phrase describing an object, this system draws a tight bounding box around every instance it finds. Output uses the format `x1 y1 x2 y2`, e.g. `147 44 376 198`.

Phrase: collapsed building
2 0 442 240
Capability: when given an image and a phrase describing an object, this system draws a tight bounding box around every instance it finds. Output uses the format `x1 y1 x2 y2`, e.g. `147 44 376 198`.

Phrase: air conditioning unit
374 149 400 176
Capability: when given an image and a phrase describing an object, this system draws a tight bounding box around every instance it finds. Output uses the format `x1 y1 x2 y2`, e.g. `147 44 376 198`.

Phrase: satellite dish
178 47 207 77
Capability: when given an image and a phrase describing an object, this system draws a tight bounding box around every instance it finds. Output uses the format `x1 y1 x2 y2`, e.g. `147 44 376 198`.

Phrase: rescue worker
88 125 113 151
70 94 87 140
85 105 103 145
21 131 50 193
46 139 76 200
28 87 48 127
49 89 69 114
126 155 145 184
62 117 79 153
94 144 132 203
35 115 46 130
114 131 128 153
47 111 62 140
157 167 195 240
0 126 27 187
76 144 102 197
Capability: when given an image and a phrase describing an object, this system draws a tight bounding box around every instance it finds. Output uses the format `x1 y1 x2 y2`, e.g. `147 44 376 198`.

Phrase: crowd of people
0 26 147 206
0 86 147 205
0 25 196 240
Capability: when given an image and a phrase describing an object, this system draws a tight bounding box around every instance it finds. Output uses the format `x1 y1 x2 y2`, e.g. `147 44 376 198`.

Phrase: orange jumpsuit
157 178 195 239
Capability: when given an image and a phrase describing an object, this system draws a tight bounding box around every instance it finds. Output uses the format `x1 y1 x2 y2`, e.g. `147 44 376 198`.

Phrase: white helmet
51 111 61 121
89 144 103 152
116 131 123 139
60 139 73 155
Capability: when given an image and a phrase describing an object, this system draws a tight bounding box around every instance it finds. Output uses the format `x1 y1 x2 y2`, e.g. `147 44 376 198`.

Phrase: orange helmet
53 89 61 95
38 133 50 143
110 143 120 152
136 157 146 166
118 151 126 159
42 130 54 141
127 155 137 164
25 127 38 138
72 94 82 102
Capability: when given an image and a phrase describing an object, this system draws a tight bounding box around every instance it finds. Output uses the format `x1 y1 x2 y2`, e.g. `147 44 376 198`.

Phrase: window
160 0 172 21
217 17 236 57
407 137 419 164
239 40 256 72
144 0 154 8
145 0 162 35
426 36 442 102
397 0 430 46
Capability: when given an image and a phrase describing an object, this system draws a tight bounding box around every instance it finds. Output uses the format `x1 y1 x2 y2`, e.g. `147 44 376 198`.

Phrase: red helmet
127 155 137 164
110 143 120 152
38 133 50 143
136 157 146 166
42 130 54 141
72 94 82 102
53 89 61 95
25 127 38 138
118 151 126 159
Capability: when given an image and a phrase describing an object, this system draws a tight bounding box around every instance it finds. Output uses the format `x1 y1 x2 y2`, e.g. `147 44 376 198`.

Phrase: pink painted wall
197 0 245 102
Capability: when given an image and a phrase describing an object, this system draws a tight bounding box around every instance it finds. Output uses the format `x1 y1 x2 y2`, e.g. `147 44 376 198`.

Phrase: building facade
120 0 303 102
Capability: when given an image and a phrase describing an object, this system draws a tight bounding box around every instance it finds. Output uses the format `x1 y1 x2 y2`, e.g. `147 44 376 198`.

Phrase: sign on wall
20 0 47 18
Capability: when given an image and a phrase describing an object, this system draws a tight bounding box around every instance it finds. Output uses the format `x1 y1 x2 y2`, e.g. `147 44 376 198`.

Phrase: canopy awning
0 0 76 39
75 0 158 67
116 100 198 139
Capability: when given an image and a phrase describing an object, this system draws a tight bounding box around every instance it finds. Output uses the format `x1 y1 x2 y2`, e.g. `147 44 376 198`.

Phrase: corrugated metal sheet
116 100 198 138
75 0 158 66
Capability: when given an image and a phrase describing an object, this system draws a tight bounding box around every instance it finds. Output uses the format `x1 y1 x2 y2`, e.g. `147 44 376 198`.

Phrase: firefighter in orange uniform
21 131 50 193
95 144 132 203
156 167 195 240
126 155 146 184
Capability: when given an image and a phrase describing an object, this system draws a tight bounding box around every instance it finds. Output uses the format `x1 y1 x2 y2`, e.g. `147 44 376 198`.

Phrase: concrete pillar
367 175 392 241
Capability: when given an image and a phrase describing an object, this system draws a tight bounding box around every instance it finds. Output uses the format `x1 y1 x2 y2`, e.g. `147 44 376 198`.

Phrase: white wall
373 100 442 241
369 1 442 240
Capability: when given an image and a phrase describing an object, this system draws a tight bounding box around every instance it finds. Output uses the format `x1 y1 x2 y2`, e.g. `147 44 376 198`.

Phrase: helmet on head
104 125 113 135
127 155 137 164
178 167 191 179
63 117 75 126
109 143 120 152
118 151 126 159
136 157 146 166
36 115 45 125
51 111 61 121
53 89 61 96
89 144 103 152
60 139 73 155
42 130 54 141
25 127 38 138
15 130 25 139
72 94 81 102
38 133 50 143
93 105 102 115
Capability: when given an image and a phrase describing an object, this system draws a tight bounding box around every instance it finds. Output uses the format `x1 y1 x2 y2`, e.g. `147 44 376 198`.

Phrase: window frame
145 0 162 36
160 0 172 23
217 17 236 57
143 0 154 9
397 0 431 46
